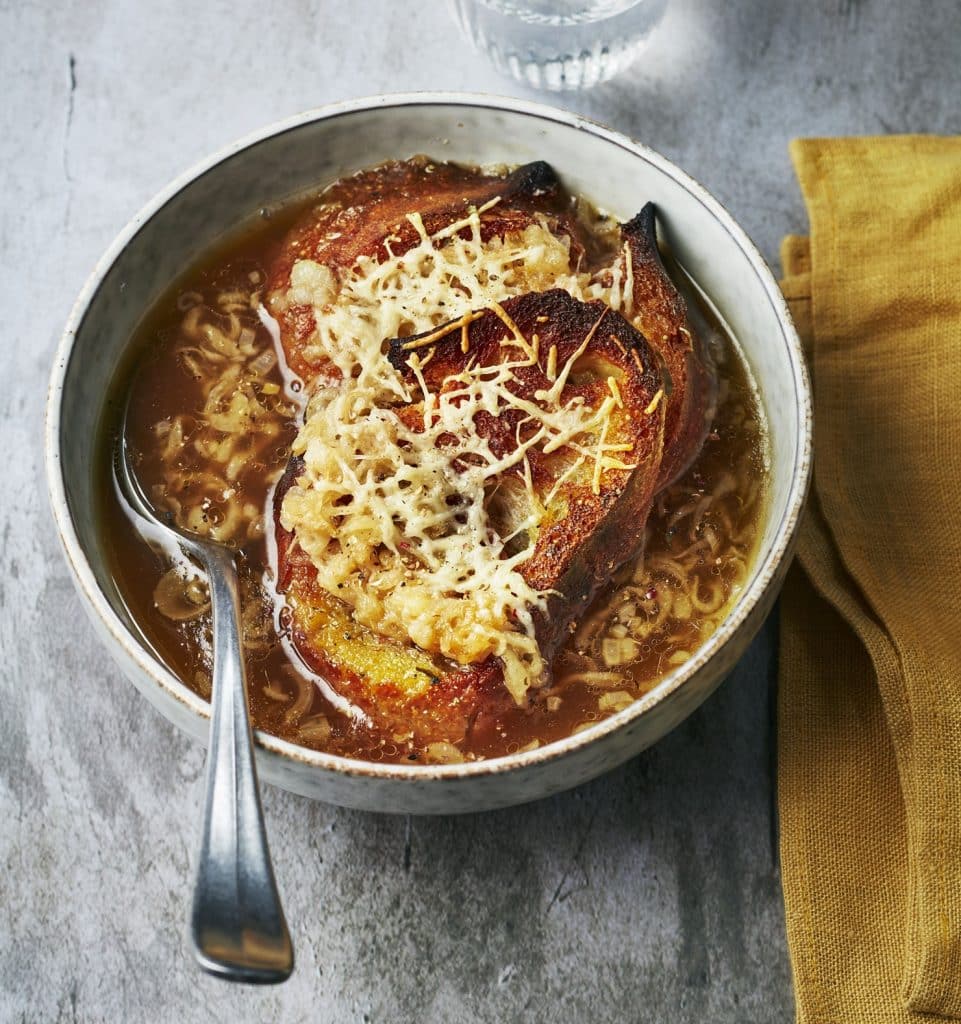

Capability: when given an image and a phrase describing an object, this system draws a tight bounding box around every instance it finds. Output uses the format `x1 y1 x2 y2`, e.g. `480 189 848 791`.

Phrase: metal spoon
114 418 294 984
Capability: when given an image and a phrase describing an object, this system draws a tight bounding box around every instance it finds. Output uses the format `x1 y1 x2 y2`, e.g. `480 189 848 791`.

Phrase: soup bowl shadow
45 93 811 814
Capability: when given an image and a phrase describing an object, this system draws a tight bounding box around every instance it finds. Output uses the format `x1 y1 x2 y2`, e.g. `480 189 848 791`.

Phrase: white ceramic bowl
46 94 811 814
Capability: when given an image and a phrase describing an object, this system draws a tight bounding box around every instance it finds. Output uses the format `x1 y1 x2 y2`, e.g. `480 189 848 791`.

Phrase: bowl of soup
46 94 811 814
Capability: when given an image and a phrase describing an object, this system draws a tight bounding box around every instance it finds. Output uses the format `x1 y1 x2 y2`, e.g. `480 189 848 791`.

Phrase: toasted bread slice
621 204 716 486
274 290 665 743
273 486 510 748
267 158 588 383
388 288 666 651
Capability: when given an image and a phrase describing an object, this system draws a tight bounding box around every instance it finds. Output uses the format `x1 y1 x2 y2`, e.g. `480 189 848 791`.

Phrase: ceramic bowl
46 93 811 814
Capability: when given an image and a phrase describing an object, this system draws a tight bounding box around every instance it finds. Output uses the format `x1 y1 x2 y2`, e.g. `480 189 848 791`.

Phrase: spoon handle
189 545 293 983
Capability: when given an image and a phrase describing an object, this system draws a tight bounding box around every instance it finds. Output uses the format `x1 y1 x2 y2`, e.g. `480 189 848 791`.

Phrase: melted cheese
277 202 635 702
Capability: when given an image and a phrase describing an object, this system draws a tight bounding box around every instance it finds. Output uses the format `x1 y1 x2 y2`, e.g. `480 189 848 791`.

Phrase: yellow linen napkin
779 136 961 1022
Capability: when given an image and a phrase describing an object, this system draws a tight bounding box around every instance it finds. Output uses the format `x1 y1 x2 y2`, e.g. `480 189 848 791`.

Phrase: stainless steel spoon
114 419 294 984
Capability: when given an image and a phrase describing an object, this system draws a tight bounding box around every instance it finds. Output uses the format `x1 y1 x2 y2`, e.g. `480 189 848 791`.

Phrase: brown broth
98 182 767 765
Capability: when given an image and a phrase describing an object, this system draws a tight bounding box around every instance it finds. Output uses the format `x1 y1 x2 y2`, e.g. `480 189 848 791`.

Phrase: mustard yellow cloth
779 136 961 1022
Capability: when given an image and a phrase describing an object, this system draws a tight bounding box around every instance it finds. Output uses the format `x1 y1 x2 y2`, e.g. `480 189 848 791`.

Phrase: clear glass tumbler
449 0 668 91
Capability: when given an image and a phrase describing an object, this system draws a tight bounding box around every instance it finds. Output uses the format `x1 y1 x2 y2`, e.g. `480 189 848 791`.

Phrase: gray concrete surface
2 0 959 1020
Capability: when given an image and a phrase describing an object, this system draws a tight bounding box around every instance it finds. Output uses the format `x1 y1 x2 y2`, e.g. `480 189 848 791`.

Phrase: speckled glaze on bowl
45 93 811 814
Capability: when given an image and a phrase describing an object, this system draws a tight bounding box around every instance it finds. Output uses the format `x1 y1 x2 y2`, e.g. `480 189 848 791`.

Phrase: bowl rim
45 90 812 783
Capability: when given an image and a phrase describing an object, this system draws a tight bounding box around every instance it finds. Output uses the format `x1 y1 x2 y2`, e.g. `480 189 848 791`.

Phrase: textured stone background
3 1 960 1020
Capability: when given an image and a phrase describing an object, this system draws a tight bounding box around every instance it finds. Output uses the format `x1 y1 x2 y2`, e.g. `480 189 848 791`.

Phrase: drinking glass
449 0 669 91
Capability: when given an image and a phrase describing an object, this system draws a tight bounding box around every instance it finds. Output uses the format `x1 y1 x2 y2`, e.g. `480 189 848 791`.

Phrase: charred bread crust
621 203 716 488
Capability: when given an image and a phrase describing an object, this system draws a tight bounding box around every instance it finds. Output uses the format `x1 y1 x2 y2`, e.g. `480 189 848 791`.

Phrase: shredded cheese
645 388 665 415
276 202 640 702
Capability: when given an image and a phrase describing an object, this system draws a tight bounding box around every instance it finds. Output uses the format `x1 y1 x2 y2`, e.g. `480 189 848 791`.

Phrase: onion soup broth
99 170 767 765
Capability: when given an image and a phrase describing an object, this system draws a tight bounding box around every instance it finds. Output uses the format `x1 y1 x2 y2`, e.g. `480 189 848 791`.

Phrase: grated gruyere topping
278 200 636 702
